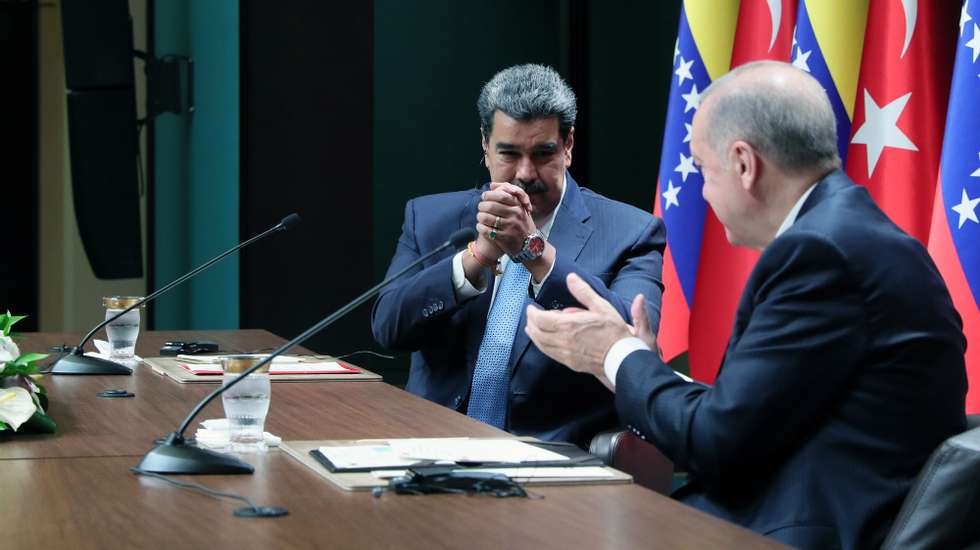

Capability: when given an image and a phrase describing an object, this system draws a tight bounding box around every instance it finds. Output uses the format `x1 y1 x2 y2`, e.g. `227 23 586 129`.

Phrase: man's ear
730 140 758 192
563 127 575 167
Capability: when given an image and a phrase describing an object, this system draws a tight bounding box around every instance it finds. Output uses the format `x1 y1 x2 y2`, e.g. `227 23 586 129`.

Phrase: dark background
3 0 681 384
238 1 681 385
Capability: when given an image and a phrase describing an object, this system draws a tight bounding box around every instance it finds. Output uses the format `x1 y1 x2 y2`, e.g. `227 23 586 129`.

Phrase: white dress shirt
451 175 567 305
602 183 818 387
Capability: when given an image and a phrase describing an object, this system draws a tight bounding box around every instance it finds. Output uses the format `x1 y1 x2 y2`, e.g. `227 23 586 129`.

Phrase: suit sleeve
370 199 469 352
615 232 866 484
535 215 666 330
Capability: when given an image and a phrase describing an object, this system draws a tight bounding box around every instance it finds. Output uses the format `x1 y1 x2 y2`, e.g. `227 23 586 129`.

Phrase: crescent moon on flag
900 0 917 58
766 0 782 52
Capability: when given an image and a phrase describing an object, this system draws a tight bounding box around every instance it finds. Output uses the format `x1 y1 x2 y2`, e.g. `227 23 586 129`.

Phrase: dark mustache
514 180 547 194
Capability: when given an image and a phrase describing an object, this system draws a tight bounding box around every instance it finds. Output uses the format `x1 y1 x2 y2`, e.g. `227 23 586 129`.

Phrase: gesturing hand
524 272 633 391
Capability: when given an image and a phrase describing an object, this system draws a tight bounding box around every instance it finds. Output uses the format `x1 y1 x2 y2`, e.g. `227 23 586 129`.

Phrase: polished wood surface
1 331 785 549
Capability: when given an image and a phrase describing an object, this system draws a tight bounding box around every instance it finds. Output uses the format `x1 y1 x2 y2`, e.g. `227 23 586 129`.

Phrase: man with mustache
372 64 666 447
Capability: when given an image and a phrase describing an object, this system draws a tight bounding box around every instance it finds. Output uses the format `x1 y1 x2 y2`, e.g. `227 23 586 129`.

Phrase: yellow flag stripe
684 0 740 81
804 0 869 119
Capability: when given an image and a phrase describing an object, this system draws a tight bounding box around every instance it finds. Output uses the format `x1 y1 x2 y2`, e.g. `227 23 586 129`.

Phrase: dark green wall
152 0 239 330
372 0 565 280
148 1 681 385
371 1 680 385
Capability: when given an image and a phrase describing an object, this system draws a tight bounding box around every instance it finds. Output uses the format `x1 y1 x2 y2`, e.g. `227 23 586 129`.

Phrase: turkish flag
845 0 959 243
686 0 797 383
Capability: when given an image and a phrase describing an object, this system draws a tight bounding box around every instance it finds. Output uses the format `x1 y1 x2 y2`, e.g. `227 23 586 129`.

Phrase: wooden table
1 331 785 549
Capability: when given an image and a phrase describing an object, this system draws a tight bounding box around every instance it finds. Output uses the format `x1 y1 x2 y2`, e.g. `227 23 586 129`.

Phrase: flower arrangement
0 312 55 433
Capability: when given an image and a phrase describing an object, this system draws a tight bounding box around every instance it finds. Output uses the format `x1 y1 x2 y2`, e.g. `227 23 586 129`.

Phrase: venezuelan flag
792 0 868 164
929 0 980 412
655 0 738 363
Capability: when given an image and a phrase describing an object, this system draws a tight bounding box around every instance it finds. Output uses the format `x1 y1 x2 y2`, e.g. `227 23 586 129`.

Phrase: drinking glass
221 355 271 452
102 296 144 359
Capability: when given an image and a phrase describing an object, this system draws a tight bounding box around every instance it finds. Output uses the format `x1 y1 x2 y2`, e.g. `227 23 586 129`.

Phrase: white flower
0 335 20 363
0 387 36 431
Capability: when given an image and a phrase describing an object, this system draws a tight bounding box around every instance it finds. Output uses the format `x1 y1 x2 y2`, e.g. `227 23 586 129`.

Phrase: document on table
387 438 568 463
371 466 616 479
316 437 571 472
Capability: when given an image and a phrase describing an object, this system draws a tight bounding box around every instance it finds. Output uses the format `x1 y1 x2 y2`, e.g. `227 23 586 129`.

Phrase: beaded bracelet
467 241 503 276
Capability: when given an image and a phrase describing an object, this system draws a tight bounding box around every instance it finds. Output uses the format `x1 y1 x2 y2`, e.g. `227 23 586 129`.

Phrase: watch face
527 234 545 257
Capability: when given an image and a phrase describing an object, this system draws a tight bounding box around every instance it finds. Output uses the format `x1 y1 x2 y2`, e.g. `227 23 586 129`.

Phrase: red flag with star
685 0 798 383
845 0 959 243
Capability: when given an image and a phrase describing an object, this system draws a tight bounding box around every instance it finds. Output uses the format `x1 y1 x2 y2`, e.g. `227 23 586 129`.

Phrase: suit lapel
508 174 594 371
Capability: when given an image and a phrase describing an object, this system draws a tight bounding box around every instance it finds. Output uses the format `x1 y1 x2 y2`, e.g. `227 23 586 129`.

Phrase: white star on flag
972 152 980 177
662 180 682 210
962 0 973 36
675 57 694 86
792 27 798 49
966 23 980 63
674 152 699 182
952 188 980 229
792 47 812 72
674 39 680 66
850 90 919 177
683 122 692 143
682 83 701 113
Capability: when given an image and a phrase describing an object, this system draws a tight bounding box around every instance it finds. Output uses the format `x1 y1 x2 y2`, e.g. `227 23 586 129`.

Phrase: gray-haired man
526 61 966 548
372 64 666 447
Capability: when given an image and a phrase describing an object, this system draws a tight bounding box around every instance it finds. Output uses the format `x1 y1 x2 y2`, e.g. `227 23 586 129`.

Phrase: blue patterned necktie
466 261 531 428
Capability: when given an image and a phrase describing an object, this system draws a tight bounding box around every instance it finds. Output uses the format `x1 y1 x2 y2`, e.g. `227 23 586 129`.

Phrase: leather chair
589 429 673 494
881 415 980 549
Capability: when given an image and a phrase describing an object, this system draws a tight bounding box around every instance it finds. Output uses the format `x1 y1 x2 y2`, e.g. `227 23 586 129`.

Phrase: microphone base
136 440 255 475
49 353 133 375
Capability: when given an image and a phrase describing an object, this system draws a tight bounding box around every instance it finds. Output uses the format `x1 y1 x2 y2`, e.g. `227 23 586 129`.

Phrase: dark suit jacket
372 174 666 447
616 170 967 549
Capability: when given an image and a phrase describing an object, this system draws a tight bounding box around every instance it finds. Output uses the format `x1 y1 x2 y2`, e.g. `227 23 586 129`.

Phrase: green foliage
1 312 56 434
0 311 27 337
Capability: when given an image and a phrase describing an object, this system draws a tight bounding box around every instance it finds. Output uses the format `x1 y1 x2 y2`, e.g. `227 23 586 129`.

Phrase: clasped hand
525 272 657 391
475 182 537 259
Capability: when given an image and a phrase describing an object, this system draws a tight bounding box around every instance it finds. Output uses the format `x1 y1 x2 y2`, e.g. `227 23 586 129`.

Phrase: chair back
590 430 673 495
881 423 980 549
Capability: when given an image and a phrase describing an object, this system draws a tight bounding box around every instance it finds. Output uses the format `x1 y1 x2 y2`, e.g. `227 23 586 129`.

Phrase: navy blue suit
372 174 665 447
616 171 967 549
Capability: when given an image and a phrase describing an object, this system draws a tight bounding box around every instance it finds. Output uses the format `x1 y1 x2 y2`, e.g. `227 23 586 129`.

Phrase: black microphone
135 227 476 475
50 213 302 375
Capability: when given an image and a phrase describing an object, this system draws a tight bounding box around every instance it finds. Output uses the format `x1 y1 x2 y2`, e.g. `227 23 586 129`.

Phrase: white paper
86 340 143 364
317 444 429 469
178 354 308 364
387 438 568 463
370 466 614 479
181 361 351 374
195 418 280 448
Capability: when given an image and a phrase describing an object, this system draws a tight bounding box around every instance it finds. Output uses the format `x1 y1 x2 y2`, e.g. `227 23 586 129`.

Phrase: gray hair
700 60 841 174
478 64 577 142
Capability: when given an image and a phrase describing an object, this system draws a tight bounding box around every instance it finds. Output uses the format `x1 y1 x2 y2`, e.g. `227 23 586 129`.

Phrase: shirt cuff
529 255 556 298
603 337 650 388
452 250 486 301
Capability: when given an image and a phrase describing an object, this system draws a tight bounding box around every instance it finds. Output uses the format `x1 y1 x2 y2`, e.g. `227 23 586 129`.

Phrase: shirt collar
537 172 567 239
774 183 817 239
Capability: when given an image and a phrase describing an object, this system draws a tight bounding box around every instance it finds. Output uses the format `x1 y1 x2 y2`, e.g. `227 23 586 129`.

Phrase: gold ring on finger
493 216 501 229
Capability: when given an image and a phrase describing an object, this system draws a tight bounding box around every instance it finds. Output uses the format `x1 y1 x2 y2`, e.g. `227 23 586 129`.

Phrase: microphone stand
50 214 301 375
134 228 475 474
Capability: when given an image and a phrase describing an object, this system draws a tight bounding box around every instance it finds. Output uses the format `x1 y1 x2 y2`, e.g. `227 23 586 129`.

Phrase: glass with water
103 296 143 359
221 355 271 452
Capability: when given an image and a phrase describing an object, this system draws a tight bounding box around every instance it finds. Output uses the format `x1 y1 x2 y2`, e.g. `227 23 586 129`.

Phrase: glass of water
102 296 144 359
221 355 271 452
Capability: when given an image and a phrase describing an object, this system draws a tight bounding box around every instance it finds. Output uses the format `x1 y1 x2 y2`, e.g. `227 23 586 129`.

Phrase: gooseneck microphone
50 214 302 375
135 227 476 475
